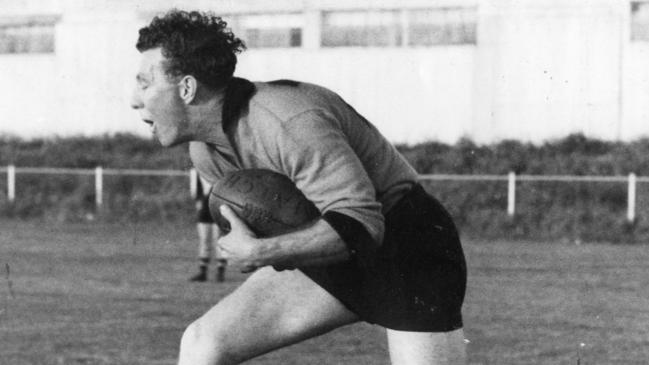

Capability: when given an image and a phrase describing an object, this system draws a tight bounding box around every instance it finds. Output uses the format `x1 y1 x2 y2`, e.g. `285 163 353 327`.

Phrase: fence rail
0 165 642 222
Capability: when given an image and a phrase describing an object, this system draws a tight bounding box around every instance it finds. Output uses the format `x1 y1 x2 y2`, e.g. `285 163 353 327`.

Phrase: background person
190 176 227 282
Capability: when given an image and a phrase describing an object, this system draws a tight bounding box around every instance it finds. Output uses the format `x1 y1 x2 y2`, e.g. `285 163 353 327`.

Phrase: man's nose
130 89 143 110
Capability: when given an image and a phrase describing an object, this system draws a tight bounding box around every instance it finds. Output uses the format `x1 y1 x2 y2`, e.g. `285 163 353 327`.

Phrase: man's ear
178 75 197 104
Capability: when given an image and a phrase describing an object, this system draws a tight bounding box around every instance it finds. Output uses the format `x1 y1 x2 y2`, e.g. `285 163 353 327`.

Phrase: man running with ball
131 9 467 364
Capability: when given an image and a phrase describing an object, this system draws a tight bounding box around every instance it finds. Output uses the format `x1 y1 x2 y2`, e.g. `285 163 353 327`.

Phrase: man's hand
217 205 262 273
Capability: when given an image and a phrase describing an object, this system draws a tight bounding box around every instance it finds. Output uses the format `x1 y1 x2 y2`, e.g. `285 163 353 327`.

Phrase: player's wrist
251 237 287 268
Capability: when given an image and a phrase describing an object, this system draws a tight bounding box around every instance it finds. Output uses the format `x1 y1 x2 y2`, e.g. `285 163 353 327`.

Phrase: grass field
0 220 648 365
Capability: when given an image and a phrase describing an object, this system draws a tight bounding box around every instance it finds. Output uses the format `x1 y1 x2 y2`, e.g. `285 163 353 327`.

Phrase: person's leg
386 328 466 365
210 223 227 282
190 222 213 282
178 266 359 365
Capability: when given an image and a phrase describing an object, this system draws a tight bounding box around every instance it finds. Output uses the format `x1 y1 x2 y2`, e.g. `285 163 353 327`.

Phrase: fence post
628 173 636 223
95 166 103 208
507 172 516 217
7 165 15 202
189 168 197 198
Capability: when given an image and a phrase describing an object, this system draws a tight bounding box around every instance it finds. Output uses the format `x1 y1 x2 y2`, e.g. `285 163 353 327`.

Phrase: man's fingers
219 205 244 230
220 205 257 237
217 205 258 272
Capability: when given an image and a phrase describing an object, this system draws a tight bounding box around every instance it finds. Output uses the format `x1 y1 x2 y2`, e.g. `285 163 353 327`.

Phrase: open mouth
142 119 155 133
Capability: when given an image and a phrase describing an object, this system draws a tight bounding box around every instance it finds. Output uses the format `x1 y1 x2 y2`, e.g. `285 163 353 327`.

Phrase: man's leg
386 328 466 365
190 222 213 282
210 223 227 282
178 266 359 365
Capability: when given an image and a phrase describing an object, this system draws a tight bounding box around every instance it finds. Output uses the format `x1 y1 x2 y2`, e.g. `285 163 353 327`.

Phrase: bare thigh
387 328 467 365
179 266 359 364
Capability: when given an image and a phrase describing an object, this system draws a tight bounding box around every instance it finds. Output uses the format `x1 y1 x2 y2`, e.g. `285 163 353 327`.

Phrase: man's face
131 48 190 147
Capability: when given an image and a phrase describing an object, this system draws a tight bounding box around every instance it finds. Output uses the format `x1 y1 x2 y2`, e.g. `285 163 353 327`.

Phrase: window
236 13 303 48
322 10 401 47
321 8 476 48
138 7 479 49
137 12 302 48
407 7 477 46
631 2 649 41
0 16 57 54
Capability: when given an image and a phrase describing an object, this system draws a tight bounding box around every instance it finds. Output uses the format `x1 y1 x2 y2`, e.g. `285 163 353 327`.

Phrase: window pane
322 10 401 47
631 2 649 41
0 18 56 54
408 7 477 46
238 13 303 48
244 27 302 48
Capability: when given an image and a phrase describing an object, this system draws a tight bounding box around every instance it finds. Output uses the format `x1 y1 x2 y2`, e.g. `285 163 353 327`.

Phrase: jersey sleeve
274 109 385 248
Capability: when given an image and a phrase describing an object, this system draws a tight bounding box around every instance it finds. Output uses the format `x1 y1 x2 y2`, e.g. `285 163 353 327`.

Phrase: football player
131 10 467 364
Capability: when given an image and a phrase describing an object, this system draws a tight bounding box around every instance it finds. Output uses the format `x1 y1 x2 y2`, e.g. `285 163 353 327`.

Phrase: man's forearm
253 219 352 268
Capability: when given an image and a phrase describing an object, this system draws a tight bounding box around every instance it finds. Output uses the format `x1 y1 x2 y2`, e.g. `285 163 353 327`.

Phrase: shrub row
2 133 649 242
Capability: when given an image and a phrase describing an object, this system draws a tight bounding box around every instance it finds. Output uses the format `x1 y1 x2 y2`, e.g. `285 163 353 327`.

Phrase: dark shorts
300 184 466 332
196 196 214 224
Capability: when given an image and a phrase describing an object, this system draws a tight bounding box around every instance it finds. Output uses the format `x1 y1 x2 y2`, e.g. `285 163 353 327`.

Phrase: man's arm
217 110 385 271
217 205 351 272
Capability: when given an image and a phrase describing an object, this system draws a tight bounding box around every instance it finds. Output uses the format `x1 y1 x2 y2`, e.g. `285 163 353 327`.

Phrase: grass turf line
0 220 648 364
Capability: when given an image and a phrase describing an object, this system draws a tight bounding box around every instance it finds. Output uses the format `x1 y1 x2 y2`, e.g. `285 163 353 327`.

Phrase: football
208 169 321 237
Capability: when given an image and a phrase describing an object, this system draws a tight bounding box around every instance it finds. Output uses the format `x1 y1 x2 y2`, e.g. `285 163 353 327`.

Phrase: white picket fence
0 165 644 222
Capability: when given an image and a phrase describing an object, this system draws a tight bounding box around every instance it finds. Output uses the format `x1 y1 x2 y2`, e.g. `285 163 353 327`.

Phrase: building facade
1 0 649 144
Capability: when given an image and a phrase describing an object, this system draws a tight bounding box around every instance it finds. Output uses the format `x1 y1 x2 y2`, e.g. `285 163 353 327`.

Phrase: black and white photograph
1 0 648 364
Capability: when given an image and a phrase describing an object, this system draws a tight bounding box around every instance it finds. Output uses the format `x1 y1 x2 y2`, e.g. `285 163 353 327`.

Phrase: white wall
236 47 475 143
0 0 150 138
473 0 626 143
623 42 649 141
55 10 145 136
1 0 649 144
0 54 61 136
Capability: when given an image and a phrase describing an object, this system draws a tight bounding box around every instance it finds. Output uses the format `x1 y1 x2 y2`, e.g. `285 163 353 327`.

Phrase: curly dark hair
136 9 246 90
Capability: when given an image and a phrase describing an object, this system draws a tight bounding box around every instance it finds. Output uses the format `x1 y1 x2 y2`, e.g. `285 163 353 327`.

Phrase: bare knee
179 318 237 365
387 328 467 365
